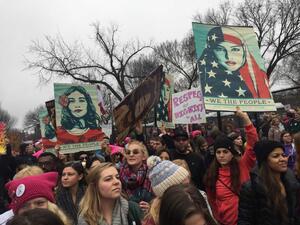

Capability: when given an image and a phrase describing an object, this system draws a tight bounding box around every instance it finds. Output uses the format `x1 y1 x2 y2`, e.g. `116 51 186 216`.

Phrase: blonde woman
13 165 43 179
78 163 143 225
119 141 153 210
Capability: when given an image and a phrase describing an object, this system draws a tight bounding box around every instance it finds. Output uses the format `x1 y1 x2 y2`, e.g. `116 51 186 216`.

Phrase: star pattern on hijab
198 27 253 98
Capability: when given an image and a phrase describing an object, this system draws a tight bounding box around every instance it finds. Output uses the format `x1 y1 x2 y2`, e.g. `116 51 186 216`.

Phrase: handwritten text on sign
172 88 206 124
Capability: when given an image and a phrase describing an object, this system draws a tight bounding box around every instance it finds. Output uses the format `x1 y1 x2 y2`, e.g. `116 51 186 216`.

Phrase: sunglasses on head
125 149 141 155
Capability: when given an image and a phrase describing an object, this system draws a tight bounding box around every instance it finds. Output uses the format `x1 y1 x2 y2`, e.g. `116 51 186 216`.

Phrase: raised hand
235 107 251 126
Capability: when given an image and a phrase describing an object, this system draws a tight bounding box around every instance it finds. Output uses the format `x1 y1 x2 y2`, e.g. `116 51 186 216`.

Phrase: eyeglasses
125 149 141 155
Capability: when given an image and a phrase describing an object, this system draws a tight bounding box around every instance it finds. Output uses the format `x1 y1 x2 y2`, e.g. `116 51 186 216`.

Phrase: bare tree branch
26 23 151 102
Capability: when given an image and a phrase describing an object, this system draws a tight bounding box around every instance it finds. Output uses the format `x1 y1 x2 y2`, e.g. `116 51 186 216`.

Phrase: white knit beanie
147 156 189 197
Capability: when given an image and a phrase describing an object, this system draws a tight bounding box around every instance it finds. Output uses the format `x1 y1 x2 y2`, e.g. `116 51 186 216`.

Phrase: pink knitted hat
5 172 58 213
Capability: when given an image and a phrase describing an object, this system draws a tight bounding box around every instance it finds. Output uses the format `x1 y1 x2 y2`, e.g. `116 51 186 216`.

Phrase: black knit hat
174 127 189 140
253 140 284 167
213 135 235 154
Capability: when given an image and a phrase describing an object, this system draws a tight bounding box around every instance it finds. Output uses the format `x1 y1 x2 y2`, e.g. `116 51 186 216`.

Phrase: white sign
172 88 206 124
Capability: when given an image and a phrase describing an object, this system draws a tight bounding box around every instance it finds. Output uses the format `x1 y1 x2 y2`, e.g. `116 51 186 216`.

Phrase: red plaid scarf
119 162 153 202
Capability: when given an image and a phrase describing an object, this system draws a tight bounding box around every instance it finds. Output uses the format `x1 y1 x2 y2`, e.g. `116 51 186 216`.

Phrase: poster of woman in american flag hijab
192 23 276 112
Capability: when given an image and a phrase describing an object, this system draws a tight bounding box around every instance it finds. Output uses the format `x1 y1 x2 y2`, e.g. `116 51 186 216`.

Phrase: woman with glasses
120 140 153 212
56 161 86 224
78 163 143 225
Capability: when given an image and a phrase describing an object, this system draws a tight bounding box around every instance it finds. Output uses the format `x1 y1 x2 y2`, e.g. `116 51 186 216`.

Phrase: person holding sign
198 26 271 99
56 86 106 144
204 108 258 225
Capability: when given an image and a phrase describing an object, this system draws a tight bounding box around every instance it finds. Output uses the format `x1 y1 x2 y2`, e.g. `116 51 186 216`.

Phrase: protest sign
54 83 106 153
172 88 206 124
38 109 57 150
0 123 6 155
157 74 175 128
192 23 276 112
113 66 163 143
45 100 56 130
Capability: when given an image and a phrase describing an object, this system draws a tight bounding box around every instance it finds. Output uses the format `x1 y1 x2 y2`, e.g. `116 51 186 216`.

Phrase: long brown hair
159 184 217 225
78 163 115 225
204 157 240 197
258 161 288 224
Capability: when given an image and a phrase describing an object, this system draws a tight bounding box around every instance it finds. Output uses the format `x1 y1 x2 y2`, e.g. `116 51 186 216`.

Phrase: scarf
99 197 129 225
119 162 153 202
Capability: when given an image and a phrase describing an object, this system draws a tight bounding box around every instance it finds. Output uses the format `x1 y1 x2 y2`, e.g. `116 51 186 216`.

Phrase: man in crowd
171 128 206 190
37 152 61 173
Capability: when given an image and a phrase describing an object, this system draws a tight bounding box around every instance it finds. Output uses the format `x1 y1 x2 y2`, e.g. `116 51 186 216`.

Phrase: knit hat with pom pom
147 156 189 197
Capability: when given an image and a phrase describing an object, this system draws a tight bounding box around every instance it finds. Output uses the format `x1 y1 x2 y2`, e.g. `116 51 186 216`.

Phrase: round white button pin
16 184 26 197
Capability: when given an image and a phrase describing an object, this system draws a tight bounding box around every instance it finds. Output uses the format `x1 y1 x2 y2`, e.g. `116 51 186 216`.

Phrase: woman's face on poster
162 83 171 105
213 41 245 71
67 90 88 118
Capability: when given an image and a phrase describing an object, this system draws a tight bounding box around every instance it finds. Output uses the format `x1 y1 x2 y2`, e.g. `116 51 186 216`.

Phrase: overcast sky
0 0 243 129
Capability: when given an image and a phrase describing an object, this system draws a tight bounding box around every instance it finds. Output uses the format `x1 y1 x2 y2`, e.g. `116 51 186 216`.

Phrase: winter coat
77 198 142 225
172 150 206 190
268 125 281 142
238 169 300 225
206 124 258 225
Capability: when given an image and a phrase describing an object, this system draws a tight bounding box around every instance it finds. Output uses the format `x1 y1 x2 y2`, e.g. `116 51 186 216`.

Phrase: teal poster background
54 83 105 153
192 23 276 112
192 23 266 71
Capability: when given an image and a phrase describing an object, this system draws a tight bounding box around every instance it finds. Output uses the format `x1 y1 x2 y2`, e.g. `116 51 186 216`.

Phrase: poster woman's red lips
225 61 236 66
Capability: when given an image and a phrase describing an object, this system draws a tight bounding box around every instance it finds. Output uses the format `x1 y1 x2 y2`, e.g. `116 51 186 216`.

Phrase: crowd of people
0 107 300 225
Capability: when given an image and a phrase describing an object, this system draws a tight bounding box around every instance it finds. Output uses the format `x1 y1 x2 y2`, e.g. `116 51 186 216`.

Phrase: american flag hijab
199 26 271 99
157 76 172 122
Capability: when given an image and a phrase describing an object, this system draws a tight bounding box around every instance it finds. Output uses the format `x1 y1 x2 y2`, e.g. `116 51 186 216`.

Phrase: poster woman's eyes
213 41 245 71
67 91 88 118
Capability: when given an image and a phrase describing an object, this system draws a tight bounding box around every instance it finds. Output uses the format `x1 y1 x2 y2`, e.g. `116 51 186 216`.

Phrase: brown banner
113 65 163 143
45 100 56 130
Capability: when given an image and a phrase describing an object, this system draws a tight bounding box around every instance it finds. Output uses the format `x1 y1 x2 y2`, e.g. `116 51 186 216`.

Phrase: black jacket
238 169 300 225
172 150 206 190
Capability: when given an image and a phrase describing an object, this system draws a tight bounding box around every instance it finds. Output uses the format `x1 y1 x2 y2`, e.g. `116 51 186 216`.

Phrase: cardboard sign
54 83 106 153
38 109 57 150
157 74 175 128
113 66 163 143
45 100 56 129
172 88 206 124
192 23 276 112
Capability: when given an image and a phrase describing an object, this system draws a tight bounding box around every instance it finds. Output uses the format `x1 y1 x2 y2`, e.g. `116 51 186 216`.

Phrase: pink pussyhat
33 149 44 158
109 145 124 156
191 130 202 138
